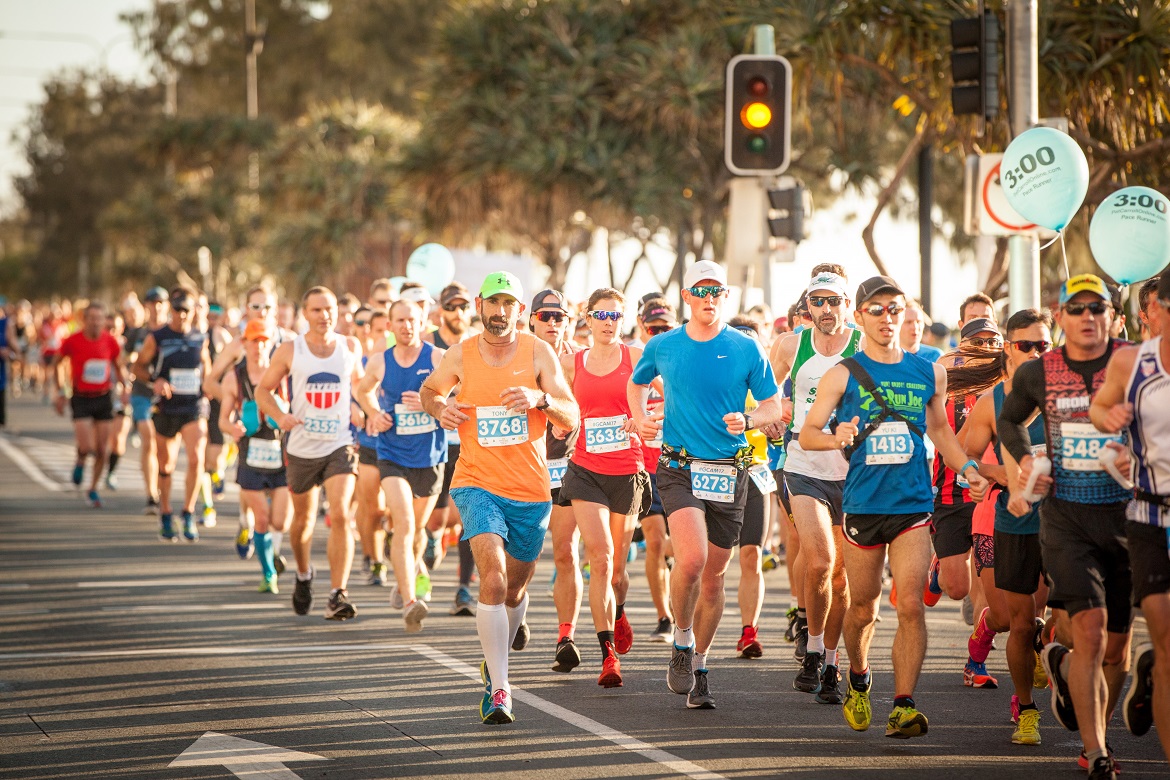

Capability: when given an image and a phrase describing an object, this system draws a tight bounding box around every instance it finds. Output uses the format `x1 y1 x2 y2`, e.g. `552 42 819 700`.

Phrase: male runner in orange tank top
420 271 579 725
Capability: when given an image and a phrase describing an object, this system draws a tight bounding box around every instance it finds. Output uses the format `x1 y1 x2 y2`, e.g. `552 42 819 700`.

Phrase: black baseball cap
170 290 196 312
440 282 471 306
640 300 676 324
144 286 168 303
530 289 567 312
960 317 1000 341
855 275 905 304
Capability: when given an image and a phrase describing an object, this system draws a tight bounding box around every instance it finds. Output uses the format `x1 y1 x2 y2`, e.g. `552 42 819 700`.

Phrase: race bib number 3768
477 406 528 447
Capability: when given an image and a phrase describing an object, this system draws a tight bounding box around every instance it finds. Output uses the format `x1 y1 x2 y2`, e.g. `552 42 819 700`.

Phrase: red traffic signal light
725 55 792 176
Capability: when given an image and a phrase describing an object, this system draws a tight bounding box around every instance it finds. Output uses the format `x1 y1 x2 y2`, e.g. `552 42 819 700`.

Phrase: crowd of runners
1 261 1167 779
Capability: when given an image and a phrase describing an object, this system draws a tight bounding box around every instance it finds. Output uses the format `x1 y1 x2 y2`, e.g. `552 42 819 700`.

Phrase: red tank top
570 344 644 476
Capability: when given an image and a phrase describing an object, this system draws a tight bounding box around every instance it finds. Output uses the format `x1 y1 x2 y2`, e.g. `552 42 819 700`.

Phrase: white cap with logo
683 260 728 289
807 272 849 298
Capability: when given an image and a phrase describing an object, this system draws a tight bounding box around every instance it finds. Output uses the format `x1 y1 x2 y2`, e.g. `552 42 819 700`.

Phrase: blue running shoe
236 525 255 560
479 659 492 714
71 464 84 487
481 689 514 725
160 514 178 542
210 472 225 497
182 512 199 542
87 490 101 509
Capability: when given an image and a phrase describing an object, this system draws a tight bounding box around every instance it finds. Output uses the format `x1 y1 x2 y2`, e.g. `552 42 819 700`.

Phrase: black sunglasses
443 302 471 312
808 296 843 308
1011 339 1051 354
646 324 673 335
963 336 1003 348
1063 301 1109 316
535 311 566 323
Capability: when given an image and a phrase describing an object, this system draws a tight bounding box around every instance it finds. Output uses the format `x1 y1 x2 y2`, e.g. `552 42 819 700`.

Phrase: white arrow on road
168 732 329 779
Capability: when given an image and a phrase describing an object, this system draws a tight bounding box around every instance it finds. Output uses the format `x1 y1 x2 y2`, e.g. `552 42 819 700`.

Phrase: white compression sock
694 652 707 672
808 632 826 655
673 625 695 648
270 530 283 552
477 602 511 695
506 592 529 647
825 648 839 667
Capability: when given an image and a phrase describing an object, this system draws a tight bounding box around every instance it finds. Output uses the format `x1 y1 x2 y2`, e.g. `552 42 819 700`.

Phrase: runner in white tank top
257 287 379 623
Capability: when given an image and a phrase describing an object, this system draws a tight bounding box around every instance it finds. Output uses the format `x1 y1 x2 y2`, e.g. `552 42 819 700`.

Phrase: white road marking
169 731 327 780
0 642 727 780
0 434 63 492
99 604 284 613
78 577 252 588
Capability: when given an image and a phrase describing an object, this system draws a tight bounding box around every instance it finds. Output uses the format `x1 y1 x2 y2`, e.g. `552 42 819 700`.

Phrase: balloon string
1059 230 1070 280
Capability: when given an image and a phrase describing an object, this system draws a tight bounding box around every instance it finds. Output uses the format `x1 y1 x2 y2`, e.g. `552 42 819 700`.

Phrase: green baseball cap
479 271 523 302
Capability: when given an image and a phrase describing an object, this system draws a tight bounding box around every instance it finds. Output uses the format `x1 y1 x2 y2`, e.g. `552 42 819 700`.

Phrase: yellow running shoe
1012 707 1041 745
843 681 872 731
1032 650 1048 689
885 705 929 739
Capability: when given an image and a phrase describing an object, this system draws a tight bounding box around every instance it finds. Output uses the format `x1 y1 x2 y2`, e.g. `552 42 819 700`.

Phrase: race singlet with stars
1124 336 1170 527
286 336 356 459
785 327 862 481
151 326 206 416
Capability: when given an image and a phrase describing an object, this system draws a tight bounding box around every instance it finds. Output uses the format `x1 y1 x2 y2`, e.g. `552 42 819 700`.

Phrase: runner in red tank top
556 288 650 689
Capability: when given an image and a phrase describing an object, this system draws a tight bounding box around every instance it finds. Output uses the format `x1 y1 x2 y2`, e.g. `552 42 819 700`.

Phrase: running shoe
1032 650 1048 689
793 622 809 661
325 589 357 621
886 705 929 739
817 665 843 705
923 556 942 607
274 554 287 575
1011 707 1041 745
87 490 101 509
687 670 715 709
552 637 581 673
581 562 590 582
450 586 475 616
968 607 995 663
1123 642 1154 736
159 513 178 542
367 562 387 587
614 612 633 655
182 512 199 542
481 688 514 725
144 499 160 516
200 507 217 528
843 679 872 731
783 607 798 643
1078 746 1120 775
1010 694 1020 724
648 617 672 643
963 659 998 688
423 534 438 571
71 464 84 487
105 472 118 491
235 526 254 560
961 594 975 625
597 644 623 688
794 650 824 693
403 599 427 632
511 621 529 651
210 472 225 497
1085 754 1119 780
667 644 695 694
388 585 404 610
292 571 313 615
1041 642 1078 732
258 576 279 594
761 548 781 572
416 570 432 603
737 625 763 659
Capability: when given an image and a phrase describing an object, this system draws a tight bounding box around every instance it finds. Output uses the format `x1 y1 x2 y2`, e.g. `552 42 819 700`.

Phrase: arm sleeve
997 359 1044 463
629 336 659 385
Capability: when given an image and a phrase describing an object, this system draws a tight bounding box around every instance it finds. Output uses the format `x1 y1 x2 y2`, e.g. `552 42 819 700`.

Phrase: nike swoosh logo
716 355 728 359
513 370 524 375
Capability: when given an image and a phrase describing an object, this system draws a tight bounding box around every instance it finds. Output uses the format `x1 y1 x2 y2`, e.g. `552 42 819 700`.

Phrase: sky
0 0 151 208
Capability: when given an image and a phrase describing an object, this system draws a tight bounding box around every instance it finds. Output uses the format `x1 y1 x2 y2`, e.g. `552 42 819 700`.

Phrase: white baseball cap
807 272 849 298
683 260 728 289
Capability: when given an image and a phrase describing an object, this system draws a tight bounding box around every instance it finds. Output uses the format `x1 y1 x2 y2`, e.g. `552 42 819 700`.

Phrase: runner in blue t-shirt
799 275 988 741
628 260 785 711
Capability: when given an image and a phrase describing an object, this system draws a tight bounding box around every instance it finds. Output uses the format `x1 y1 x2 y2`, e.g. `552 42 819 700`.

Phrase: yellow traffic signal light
725 55 792 176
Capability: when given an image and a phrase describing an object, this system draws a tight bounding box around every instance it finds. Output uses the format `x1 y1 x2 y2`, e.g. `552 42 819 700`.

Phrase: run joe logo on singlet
303 371 343 440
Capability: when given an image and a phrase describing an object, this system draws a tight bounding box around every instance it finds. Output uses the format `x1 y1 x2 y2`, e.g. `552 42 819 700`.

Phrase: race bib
169 367 201 396
1031 443 1048 458
748 463 777 494
245 438 283 470
81 359 109 386
394 403 436 436
1060 422 1122 472
303 413 342 441
476 406 528 447
865 421 914 465
584 414 630 454
691 461 737 503
548 457 568 489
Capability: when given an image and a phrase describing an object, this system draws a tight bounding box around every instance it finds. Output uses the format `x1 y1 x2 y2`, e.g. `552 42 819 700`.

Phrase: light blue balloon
388 276 408 294
1089 186 1170 285
405 243 456 297
1000 127 1089 231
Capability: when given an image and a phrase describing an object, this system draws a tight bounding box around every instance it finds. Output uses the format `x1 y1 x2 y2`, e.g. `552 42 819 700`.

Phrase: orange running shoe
614 611 634 655
598 643 623 688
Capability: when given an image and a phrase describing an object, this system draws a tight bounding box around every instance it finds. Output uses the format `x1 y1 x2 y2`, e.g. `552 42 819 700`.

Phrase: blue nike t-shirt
632 324 778 461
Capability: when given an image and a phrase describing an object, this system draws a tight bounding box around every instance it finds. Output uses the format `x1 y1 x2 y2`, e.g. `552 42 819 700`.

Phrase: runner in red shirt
50 302 128 508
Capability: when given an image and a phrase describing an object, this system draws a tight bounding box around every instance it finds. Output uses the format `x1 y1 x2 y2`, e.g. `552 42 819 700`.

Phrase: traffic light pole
1006 1 1040 312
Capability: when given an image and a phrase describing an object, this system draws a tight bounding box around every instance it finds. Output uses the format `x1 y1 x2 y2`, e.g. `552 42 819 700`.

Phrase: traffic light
767 183 804 243
725 54 792 176
950 10 999 119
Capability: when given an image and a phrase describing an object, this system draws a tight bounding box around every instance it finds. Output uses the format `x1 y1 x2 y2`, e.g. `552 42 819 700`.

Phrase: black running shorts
993 530 1043 596
378 458 445 498
70 393 114 422
656 462 747 550
785 472 845 526
739 477 769 548
931 501 975 558
1126 520 1170 606
843 513 931 549
559 460 650 517
1040 496 1132 632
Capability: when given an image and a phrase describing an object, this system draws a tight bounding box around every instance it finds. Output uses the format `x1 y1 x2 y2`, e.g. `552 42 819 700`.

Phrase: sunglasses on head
646 324 673 335
1063 301 1109 316
808 295 843 308
1011 339 1051 354
686 285 728 299
861 301 904 317
588 310 622 321
442 301 470 312
248 303 272 312
963 336 1004 349
535 311 566 323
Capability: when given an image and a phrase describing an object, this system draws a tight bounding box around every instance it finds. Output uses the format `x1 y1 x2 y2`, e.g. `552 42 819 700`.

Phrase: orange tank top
451 333 550 502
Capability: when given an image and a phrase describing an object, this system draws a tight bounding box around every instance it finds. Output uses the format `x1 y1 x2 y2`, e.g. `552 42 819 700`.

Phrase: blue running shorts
450 486 552 563
130 394 154 423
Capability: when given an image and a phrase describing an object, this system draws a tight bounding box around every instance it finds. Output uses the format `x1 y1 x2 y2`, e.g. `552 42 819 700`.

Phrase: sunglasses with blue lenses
588 310 622 321
686 285 728 299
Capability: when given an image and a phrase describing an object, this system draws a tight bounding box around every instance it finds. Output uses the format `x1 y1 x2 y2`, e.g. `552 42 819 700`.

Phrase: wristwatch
534 392 550 410
744 413 755 430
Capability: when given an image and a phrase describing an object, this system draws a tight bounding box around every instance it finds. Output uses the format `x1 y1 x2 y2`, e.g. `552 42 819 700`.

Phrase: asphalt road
1 393 1167 779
